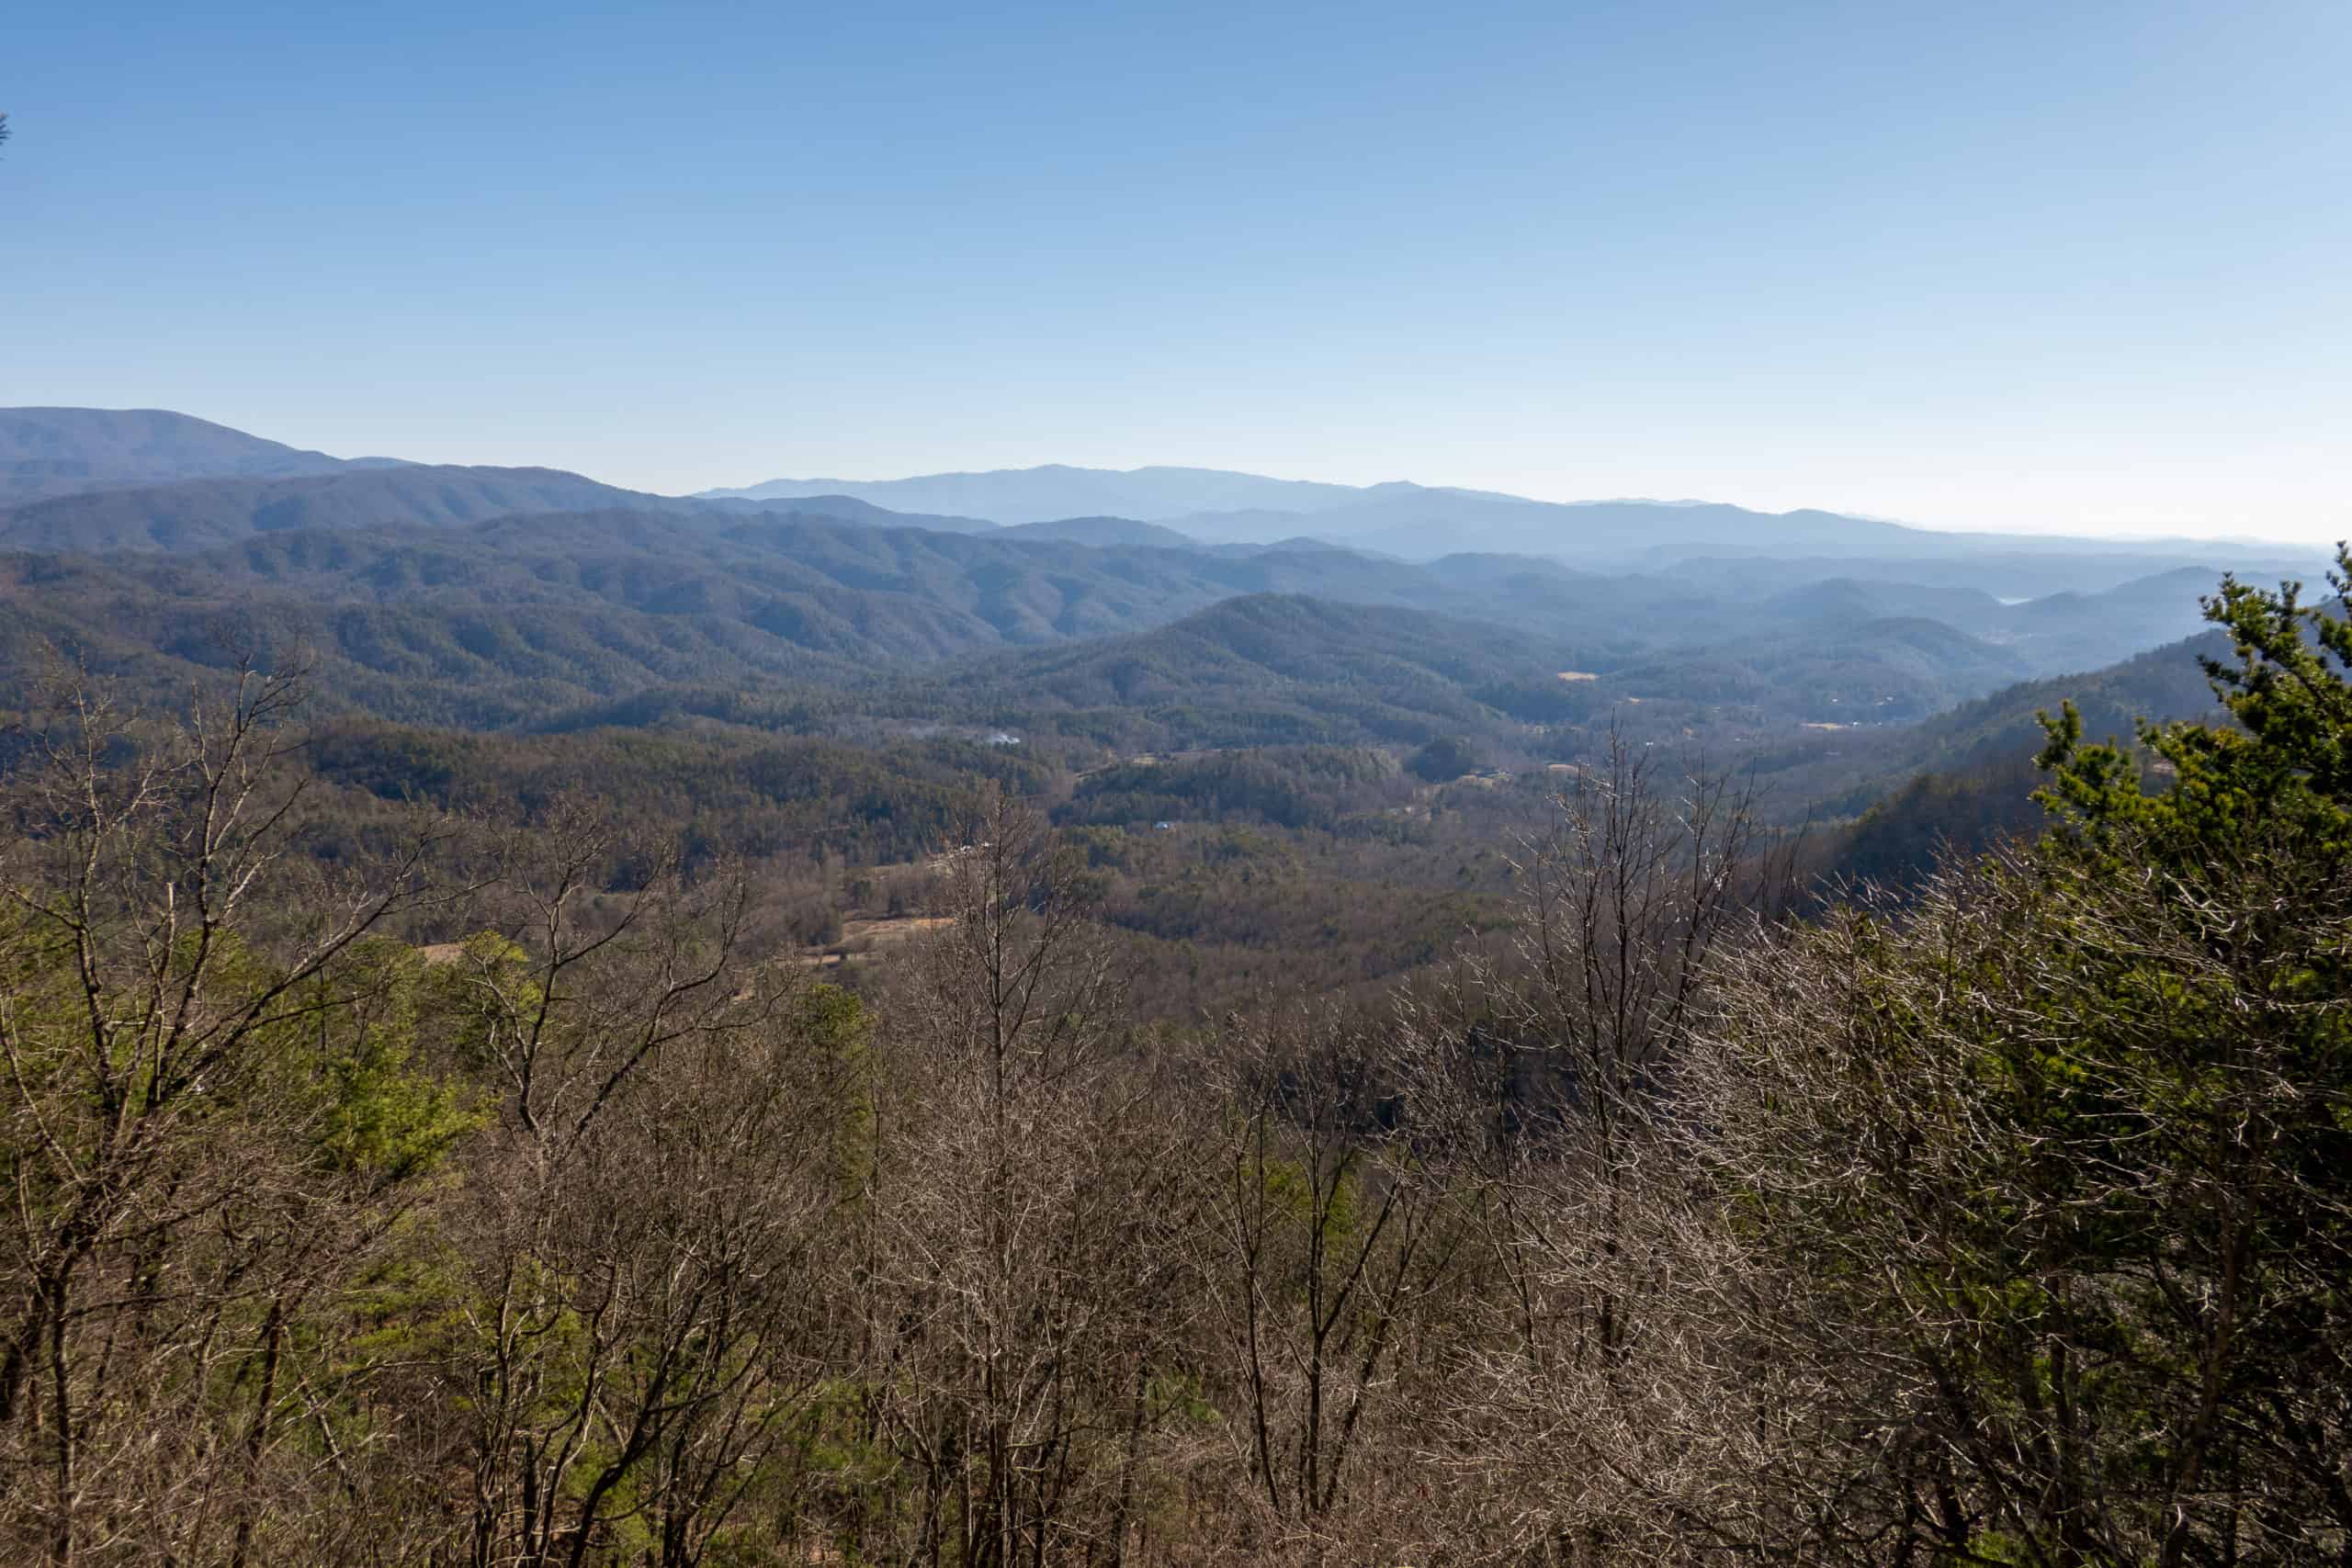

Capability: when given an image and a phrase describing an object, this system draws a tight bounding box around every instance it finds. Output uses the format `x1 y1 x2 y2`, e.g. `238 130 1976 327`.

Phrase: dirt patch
798 914 957 969
840 915 955 943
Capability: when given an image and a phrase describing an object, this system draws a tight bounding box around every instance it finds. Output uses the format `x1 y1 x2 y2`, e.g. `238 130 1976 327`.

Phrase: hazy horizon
13 1 2349 543
2 404 2331 552
686 461 2324 548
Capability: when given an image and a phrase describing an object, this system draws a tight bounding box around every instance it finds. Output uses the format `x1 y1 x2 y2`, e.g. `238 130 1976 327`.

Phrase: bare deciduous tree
1196 1000 1469 1565
0 661 470 1565
856 788 1207 1568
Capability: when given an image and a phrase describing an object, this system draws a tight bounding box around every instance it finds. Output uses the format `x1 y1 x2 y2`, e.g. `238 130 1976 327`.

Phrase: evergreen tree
1691 550 2352 1562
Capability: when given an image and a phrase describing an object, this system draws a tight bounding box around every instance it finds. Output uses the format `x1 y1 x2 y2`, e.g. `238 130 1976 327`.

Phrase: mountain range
700 464 1937 560
695 457 2311 570
0 405 2309 790
0 487 2238 738
6 408 2320 589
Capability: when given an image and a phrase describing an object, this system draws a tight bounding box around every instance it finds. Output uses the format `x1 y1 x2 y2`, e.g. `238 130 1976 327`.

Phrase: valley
0 408 2279 933
0 404 2335 1563
14 9 2347 1559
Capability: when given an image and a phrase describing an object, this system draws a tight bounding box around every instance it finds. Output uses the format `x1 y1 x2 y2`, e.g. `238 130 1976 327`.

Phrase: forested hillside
1 410 2342 1566
5 556 2347 1564
0 493 2260 754
15 0 2343 1545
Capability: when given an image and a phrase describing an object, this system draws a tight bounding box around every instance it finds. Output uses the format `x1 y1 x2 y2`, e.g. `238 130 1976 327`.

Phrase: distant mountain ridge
0 465 997 553
11 411 2314 578
696 463 1926 557
0 408 2304 711
699 464 1377 521
0 407 409 507
699 459 2315 568
994 516 1202 549
0 467 663 552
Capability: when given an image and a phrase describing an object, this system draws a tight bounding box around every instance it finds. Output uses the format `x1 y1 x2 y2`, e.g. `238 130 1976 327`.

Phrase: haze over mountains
10 408 2316 577
703 465 1941 560
698 458 2308 570
0 406 2318 788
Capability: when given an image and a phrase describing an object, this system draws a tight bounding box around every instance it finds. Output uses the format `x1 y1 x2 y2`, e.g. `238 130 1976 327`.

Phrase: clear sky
7 1 2348 539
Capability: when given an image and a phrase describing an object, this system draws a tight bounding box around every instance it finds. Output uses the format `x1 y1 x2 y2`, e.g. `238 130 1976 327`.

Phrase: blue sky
7 0 2347 538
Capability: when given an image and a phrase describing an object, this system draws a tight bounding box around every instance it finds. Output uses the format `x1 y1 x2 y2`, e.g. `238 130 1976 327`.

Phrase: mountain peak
0 406 411 508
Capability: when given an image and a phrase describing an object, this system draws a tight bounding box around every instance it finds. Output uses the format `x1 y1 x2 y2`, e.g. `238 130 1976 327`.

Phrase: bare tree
1193 1000 1470 1565
854 788 1208 1568
0 661 469 1564
390 807 813 1566
1387 731 1803 1564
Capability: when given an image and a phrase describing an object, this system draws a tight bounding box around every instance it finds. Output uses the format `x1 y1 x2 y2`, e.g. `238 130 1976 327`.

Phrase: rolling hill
551 594 1605 752
1588 616 2030 724
0 508 1634 669
995 516 1204 549
0 490 2256 743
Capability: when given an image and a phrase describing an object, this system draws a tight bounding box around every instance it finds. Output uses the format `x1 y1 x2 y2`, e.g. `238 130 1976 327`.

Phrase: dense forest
4 545 2348 1566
